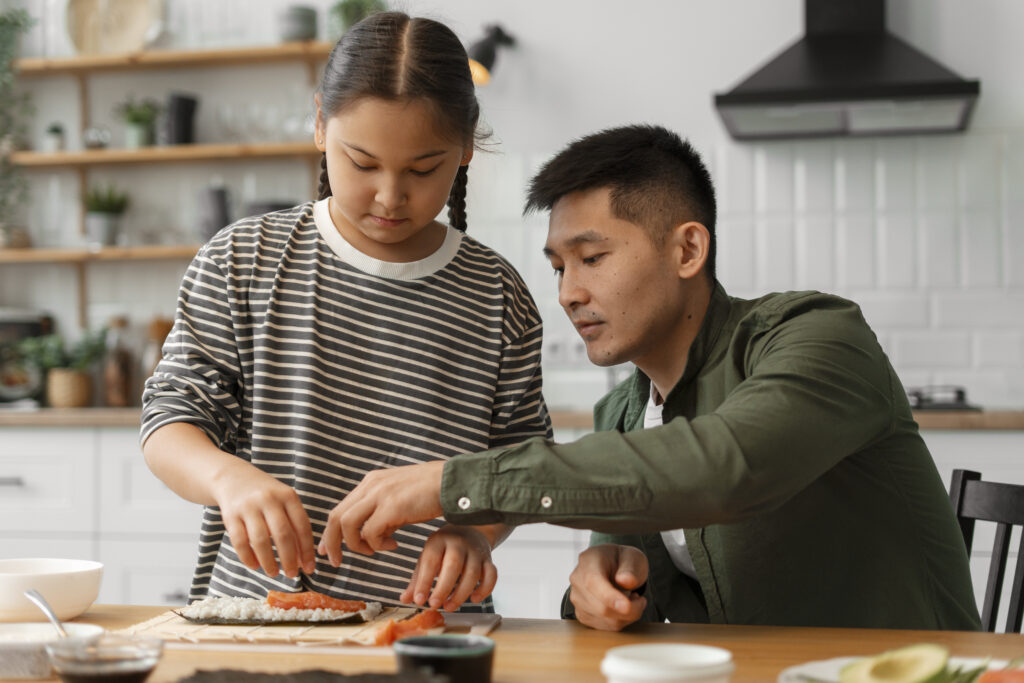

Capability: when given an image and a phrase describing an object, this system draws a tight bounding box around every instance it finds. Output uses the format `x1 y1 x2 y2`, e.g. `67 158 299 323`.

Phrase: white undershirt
644 389 697 579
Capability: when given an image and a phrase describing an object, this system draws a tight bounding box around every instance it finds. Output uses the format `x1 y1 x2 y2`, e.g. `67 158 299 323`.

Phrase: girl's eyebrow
342 141 448 161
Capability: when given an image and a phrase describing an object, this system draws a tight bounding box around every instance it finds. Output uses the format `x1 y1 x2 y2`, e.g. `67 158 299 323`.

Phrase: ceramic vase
123 121 152 148
84 212 122 250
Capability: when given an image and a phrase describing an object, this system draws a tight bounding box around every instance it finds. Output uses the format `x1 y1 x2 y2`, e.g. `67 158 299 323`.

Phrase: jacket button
458 496 471 510
540 495 552 509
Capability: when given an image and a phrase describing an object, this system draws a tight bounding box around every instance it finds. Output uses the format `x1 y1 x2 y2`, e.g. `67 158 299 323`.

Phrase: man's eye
582 253 605 265
551 267 564 277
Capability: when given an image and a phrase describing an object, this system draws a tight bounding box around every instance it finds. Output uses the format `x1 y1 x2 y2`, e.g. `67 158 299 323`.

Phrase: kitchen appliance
906 385 980 411
714 0 980 140
0 308 52 403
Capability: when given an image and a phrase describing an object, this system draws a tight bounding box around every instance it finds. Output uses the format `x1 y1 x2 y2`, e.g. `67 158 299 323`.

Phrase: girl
141 12 551 614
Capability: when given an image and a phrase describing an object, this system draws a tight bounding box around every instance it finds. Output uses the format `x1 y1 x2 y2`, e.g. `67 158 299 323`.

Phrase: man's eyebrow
542 230 606 257
343 142 447 161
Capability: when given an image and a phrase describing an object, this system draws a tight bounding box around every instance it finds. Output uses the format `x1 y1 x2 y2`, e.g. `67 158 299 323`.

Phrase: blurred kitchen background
1 0 1022 619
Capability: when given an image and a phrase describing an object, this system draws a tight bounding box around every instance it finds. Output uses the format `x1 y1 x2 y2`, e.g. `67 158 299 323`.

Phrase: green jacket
442 285 981 630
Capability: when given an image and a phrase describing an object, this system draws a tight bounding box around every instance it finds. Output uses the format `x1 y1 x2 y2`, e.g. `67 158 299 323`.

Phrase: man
318 124 981 631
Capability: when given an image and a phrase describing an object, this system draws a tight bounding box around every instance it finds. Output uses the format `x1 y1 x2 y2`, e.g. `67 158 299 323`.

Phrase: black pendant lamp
467 24 515 86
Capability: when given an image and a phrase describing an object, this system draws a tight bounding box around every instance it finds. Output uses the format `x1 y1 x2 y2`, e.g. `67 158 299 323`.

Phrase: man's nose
557 267 588 310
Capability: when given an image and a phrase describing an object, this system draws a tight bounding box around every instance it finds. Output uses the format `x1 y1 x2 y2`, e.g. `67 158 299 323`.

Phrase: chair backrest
949 469 1024 632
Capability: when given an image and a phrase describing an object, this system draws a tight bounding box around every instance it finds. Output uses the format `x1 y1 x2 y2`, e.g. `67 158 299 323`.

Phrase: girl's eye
351 160 374 172
410 164 442 177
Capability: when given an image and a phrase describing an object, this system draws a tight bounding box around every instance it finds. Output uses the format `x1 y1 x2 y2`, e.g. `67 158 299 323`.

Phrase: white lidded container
601 643 735 682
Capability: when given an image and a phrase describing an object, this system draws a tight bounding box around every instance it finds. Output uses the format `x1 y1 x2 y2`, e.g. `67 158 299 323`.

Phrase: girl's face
315 96 472 263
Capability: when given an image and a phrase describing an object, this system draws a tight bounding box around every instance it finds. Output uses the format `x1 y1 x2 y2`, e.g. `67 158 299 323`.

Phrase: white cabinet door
0 428 97 533
0 537 95 562
97 429 204 535
491 525 589 619
97 538 198 606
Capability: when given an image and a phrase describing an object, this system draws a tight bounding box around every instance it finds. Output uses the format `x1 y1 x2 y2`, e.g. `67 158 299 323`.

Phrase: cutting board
118 608 501 648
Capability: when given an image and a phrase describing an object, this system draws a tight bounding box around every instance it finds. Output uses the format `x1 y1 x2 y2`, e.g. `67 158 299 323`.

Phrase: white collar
313 198 462 280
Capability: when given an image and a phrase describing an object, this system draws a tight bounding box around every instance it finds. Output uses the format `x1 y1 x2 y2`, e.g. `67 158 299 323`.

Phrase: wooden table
52 605 1024 682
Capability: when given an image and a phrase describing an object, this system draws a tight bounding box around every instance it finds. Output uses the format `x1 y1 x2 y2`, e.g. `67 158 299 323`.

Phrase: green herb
113 95 161 125
0 8 36 223
18 330 108 371
84 184 129 214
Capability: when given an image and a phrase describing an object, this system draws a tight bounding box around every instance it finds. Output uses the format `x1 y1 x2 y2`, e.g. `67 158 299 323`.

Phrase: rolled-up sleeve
140 248 244 450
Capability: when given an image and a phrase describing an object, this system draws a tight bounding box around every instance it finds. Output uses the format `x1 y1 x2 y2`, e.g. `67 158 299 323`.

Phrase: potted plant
327 0 387 40
0 9 35 248
84 184 129 249
113 95 161 148
42 122 64 152
18 330 107 408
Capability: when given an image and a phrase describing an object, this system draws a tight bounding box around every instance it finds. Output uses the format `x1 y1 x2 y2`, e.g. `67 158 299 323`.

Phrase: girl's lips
369 215 407 227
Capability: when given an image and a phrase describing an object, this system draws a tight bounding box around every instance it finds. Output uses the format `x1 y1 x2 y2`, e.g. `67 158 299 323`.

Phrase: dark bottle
103 316 133 407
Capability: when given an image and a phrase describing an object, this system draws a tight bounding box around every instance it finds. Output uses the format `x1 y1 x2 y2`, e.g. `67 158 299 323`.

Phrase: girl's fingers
444 556 482 611
225 517 259 571
283 497 316 574
428 546 466 609
263 505 299 578
470 561 498 604
410 544 444 606
244 516 280 576
318 518 343 568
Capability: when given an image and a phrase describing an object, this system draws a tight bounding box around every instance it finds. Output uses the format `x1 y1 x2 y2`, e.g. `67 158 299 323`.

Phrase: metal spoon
23 589 69 639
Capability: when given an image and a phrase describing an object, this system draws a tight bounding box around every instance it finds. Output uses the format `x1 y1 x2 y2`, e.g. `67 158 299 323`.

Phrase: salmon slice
374 608 446 646
265 590 367 612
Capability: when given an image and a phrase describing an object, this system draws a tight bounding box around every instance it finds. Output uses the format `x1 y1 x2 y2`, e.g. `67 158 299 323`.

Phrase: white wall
4 0 1022 411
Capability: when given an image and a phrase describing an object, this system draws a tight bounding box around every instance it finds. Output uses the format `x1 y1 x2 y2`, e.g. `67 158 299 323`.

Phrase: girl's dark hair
315 11 481 232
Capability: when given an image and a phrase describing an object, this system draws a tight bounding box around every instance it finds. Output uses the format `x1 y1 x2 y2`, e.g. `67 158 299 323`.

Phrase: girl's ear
671 221 710 280
314 94 326 152
460 146 474 166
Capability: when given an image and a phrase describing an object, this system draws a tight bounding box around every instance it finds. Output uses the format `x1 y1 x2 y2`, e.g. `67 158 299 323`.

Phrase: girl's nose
375 176 407 211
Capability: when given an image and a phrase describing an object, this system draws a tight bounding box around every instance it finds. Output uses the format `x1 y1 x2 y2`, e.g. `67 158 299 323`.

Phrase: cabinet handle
0 477 25 487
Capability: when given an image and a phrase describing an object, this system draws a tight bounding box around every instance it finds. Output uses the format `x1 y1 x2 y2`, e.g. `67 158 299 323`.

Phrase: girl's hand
209 461 316 579
401 525 498 612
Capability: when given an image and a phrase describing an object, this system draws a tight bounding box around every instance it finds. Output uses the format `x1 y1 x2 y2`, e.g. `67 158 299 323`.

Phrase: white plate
778 655 1005 682
65 0 162 55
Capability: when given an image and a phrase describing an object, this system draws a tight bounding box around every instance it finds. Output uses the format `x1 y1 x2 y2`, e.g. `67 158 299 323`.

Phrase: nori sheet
176 670 447 682
172 609 372 626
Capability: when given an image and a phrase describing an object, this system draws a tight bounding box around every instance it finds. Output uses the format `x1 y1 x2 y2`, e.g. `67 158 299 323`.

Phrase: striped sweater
141 199 551 609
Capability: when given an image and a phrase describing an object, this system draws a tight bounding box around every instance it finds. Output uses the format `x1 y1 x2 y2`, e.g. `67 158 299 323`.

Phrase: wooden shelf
12 141 319 168
14 41 334 77
0 244 199 264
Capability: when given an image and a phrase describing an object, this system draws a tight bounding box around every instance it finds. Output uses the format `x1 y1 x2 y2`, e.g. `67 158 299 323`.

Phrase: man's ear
670 221 710 280
313 94 326 153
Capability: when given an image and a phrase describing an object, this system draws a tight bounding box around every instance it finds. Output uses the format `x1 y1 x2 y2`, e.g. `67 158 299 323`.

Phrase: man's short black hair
525 124 717 281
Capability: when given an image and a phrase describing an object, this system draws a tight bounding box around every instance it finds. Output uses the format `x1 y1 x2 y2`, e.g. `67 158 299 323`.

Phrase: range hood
714 0 980 140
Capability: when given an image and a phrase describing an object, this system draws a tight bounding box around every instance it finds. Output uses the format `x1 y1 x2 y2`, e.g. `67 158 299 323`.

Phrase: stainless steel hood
714 0 980 141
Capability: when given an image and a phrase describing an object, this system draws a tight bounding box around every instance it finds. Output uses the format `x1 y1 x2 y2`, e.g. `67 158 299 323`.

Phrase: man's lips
574 320 604 337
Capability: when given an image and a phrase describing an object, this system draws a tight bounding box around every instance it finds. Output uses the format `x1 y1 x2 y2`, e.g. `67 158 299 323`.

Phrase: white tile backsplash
893 332 972 368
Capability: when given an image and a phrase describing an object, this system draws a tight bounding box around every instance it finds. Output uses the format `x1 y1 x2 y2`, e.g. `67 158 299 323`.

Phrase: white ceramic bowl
601 643 734 682
0 622 105 679
0 558 104 622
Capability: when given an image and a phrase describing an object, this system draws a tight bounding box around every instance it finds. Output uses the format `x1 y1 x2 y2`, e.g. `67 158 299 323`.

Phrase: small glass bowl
45 633 163 683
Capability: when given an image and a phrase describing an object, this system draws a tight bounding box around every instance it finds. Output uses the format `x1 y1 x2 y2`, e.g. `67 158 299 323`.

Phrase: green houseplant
83 184 130 249
0 9 35 247
113 95 161 148
18 330 107 408
328 0 387 40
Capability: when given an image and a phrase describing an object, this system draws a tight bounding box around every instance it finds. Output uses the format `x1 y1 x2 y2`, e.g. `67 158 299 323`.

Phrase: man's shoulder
593 374 635 431
731 289 867 331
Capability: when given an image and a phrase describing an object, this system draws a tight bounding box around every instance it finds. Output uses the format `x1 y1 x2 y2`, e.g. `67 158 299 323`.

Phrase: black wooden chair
949 469 1024 632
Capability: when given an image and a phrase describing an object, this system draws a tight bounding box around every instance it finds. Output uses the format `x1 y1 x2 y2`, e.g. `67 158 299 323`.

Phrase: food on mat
176 591 382 625
373 608 446 646
979 670 1024 682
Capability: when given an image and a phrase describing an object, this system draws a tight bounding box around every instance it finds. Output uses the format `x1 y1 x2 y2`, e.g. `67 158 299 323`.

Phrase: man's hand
209 462 316 579
318 461 445 567
401 525 498 611
569 544 649 631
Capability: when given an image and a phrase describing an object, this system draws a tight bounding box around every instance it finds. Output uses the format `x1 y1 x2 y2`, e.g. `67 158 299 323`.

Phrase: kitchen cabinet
0 426 202 605
9 43 328 328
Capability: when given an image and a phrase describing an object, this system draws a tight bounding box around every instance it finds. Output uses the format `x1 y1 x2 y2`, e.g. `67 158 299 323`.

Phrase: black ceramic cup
393 634 495 683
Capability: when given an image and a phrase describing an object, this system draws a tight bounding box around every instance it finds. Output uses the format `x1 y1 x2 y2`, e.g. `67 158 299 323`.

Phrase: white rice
178 596 382 623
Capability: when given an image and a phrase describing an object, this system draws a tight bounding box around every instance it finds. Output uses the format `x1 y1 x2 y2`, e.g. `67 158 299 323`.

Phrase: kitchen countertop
1 407 1023 430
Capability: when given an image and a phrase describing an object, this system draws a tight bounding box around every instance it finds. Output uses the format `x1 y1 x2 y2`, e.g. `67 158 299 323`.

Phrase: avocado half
839 643 949 683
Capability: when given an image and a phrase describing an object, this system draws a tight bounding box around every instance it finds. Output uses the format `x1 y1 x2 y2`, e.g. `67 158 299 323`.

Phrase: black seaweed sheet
171 609 373 626
176 670 447 682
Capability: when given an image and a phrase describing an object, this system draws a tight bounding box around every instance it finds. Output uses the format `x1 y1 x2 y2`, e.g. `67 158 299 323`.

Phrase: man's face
544 187 688 370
